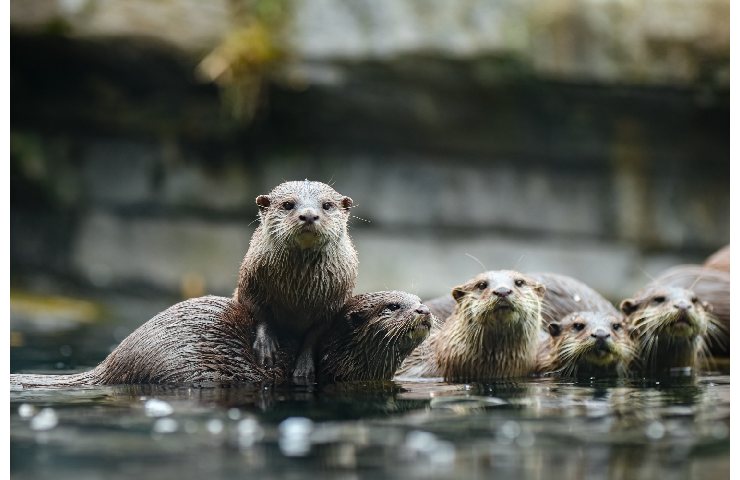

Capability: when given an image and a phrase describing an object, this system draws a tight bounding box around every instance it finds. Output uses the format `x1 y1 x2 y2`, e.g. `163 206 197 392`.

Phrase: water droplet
206 419 224 435
153 418 178 434
30 408 58 431
18 404 36 419
227 408 241 420
59 345 72 357
278 417 313 457
645 421 665 440
144 399 173 417
500 421 521 440
405 430 438 453
237 418 264 448
710 422 729 440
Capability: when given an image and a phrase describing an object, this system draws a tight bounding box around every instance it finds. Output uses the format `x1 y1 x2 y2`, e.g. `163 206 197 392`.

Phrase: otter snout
493 287 512 298
590 328 610 340
674 300 692 311
298 208 320 224
415 305 430 315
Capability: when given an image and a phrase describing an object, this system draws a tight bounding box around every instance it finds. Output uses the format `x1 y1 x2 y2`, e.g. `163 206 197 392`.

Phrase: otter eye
476 281 488 290
691 296 698 303
387 303 401 311
282 201 295 210
652 296 665 304
322 202 334 211
573 323 585 331
612 323 622 331
514 279 525 287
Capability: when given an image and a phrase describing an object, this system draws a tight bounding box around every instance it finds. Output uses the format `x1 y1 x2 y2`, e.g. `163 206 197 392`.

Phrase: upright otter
620 284 721 376
235 180 359 379
537 311 635 378
397 270 545 381
11 292 431 389
704 245 729 272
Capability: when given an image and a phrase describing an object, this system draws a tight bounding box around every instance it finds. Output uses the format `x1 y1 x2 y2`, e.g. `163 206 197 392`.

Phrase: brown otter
537 311 635 378
11 292 432 389
620 284 723 376
318 291 433 383
644 265 729 356
234 180 359 380
704 245 729 272
397 270 545 381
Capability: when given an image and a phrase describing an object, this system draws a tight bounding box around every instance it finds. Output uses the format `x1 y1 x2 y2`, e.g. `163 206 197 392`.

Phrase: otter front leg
292 324 327 382
253 321 279 368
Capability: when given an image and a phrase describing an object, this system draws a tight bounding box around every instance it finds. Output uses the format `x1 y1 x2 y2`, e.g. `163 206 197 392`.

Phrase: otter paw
292 357 316 382
253 334 278 368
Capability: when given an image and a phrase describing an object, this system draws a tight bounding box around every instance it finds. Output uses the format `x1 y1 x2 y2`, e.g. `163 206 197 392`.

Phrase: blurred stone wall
10 0 729 302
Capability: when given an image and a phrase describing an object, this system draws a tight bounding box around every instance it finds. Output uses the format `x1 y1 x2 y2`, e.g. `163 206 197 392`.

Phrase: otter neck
433 307 540 381
637 333 700 375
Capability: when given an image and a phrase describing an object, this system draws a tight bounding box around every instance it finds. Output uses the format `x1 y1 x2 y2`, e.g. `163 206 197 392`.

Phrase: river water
10 299 730 480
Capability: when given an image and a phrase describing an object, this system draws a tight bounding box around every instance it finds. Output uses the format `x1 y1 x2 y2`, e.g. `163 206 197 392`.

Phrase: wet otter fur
11 292 430 390
318 291 433 383
620 284 723 376
397 270 545 381
537 311 635 378
234 180 359 379
528 272 617 325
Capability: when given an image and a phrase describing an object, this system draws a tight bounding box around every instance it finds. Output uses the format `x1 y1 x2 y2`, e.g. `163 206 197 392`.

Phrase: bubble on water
18 404 36 419
55 362 66 369
30 408 58 431
144 399 173 417
153 418 178 434
500 421 521 440
227 408 241 420
237 418 264 448
206 419 224 435
404 430 455 465
278 417 314 457
645 421 666 440
59 345 72 357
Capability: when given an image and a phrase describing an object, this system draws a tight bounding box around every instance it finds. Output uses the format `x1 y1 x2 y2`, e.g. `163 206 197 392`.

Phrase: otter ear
451 286 467 302
620 299 638 315
701 301 713 313
341 197 353 210
548 322 562 337
533 282 546 298
256 195 271 209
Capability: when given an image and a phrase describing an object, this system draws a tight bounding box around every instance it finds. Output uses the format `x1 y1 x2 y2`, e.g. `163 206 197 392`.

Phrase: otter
318 291 433 383
11 292 432 389
397 270 545 382
234 180 359 380
642 265 729 356
620 284 722 376
704 245 729 272
537 311 635 378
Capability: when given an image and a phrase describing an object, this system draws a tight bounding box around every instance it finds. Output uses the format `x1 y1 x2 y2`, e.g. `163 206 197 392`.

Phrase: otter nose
415 305 430 315
674 301 692 311
493 287 512 298
591 328 610 340
298 209 320 224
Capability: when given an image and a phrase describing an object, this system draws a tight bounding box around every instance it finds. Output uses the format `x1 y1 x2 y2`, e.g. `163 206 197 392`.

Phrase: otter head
620 287 711 341
620 286 718 373
318 291 434 383
547 311 635 377
451 270 545 328
256 180 353 250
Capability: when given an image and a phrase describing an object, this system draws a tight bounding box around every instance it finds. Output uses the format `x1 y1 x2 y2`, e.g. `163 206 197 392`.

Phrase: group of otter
11 181 730 389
